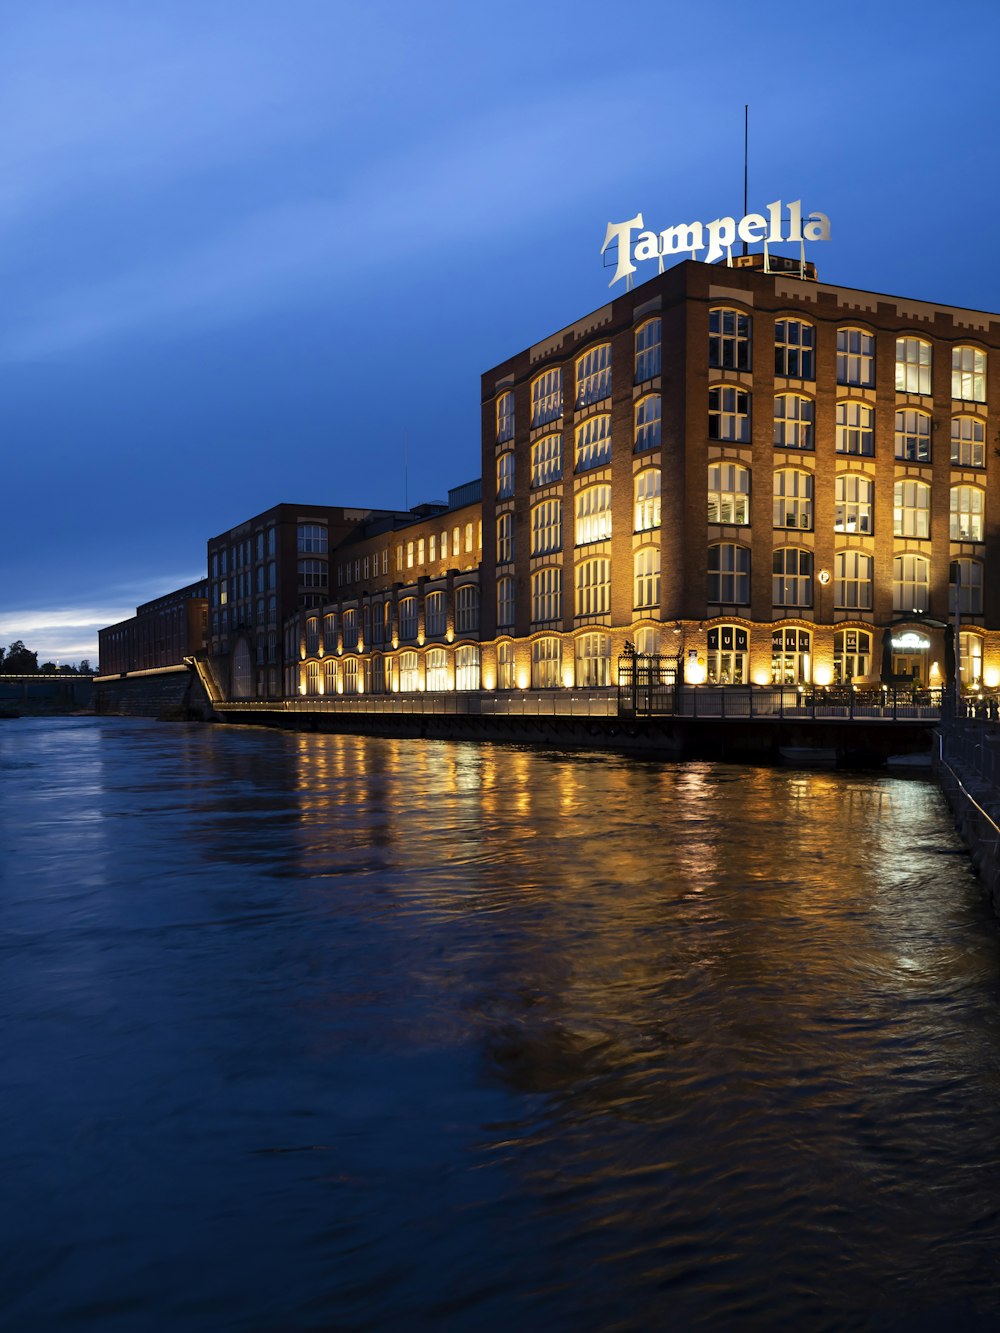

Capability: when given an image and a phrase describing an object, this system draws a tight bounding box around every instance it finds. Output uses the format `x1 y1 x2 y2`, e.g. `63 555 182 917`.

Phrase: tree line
0 641 95 675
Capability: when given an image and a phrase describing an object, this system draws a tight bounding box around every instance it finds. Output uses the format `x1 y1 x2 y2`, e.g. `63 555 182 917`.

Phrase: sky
3 0 1000 663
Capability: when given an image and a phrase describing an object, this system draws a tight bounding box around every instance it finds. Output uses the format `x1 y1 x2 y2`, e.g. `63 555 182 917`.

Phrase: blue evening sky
3 0 999 662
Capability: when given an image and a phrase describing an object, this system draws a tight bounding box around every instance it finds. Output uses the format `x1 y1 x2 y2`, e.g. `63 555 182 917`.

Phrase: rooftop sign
601 200 831 288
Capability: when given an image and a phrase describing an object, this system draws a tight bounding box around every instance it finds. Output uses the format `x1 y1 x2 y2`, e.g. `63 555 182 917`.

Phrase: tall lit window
497 512 514 564
531 368 562 426
774 394 814 449
707 461 750 525
951 485 984 541
425 647 448 691
773 469 813 531
398 651 419 692
497 641 515 690
531 433 562 487
425 591 446 637
773 547 812 607
575 414 612 471
575 484 612 545
306 660 320 694
497 576 515 629
894 479 931 538
455 584 479 634
634 548 660 609
834 551 873 610
455 645 481 691
635 318 662 382
837 328 875 387
895 409 931 462
709 385 750 442
497 451 514 499
893 554 929 612
634 395 661 452
531 637 562 688
707 543 750 604
835 474 873 534
398 597 418 641
634 469 661 531
575 633 610 687
324 658 337 695
952 346 986 402
951 416 985 468
960 632 984 685
496 390 515 443
950 559 984 615
707 626 748 685
895 337 932 394
576 343 611 407
836 401 874 455
342 608 358 651
774 319 815 378
772 628 812 685
440 530 448 560
634 627 658 657
709 308 751 370
575 558 611 616
322 613 337 653
531 567 562 623
305 616 319 655
369 654 385 694
834 629 871 684
531 499 562 555
297 524 328 553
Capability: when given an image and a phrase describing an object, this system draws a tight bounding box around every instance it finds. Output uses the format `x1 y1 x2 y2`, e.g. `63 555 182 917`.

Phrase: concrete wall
0 675 94 715
93 665 215 721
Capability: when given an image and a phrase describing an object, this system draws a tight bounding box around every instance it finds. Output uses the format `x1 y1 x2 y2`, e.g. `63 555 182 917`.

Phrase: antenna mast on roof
742 104 749 258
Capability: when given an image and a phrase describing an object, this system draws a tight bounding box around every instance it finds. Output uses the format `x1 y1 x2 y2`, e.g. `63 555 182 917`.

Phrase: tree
39 661 58 674
4 641 38 673
78 659 94 676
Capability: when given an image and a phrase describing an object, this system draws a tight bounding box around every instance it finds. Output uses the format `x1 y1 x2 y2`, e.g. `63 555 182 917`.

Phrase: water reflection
1 718 999 1330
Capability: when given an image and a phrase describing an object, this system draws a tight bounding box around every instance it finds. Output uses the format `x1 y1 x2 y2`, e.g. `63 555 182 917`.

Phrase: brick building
99 580 209 676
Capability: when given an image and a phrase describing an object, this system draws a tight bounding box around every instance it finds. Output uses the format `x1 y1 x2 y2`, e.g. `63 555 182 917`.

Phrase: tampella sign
601 200 831 287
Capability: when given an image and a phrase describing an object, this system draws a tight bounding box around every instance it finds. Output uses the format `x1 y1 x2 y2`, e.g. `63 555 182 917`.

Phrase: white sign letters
601 200 831 288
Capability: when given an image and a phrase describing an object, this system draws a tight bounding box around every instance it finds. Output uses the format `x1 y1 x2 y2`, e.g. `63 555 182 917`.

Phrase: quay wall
0 674 94 715
935 724 1000 908
93 665 215 721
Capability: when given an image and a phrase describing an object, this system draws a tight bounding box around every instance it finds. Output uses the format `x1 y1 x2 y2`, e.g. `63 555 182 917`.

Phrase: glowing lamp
813 665 832 687
517 672 529 690
483 673 496 691
985 668 1000 689
686 663 707 685
562 667 575 688
753 669 770 685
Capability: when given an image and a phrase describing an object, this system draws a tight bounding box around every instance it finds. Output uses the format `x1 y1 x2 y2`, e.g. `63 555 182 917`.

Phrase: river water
2 717 1000 1331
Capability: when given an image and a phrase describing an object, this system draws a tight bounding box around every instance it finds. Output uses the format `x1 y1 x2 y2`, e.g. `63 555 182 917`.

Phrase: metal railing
216 691 619 719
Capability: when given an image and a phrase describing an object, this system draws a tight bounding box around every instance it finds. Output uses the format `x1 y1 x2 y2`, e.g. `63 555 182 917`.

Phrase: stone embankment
935 722 1000 908
93 664 215 721
0 674 94 715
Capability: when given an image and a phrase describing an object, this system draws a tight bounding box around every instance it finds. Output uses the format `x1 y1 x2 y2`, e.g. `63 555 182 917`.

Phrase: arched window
634 469 661 531
773 548 813 607
634 547 660 610
369 654 385 694
707 543 750 604
305 616 319 655
951 486 984 541
708 385 750 442
342 658 359 695
950 559 984 615
835 475 873 534
575 484 612 544
960 632 984 685
773 468 813 530
425 647 449 691
455 645 481 691
634 395 661 451
834 551 873 610
774 319 815 379
531 499 562 555
306 660 320 695
772 628 812 685
707 462 750 525
496 451 514 499
575 414 612 471
531 567 562 623
455 584 479 635
575 633 611 687
836 328 874 387
707 625 748 685
895 409 931 462
709 308 751 370
497 576 515 629
893 554 930 613
496 389 514 443
894 479 931 538
634 627 658 657
953 346 986 402
774 393 814 449
324 658 337 695
951 416 985 468
497 641 516 690
398 651 419 692
530 434 562 487
497 512 514 564
836 401 874 455
575 558 611 616
531 637 563 689
576 343 611 407
425 591 446 637
531 368 562 426
635 318 662 383
398 598 417 641
895 337 932 394
342 608 358 651
834 629 872 684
